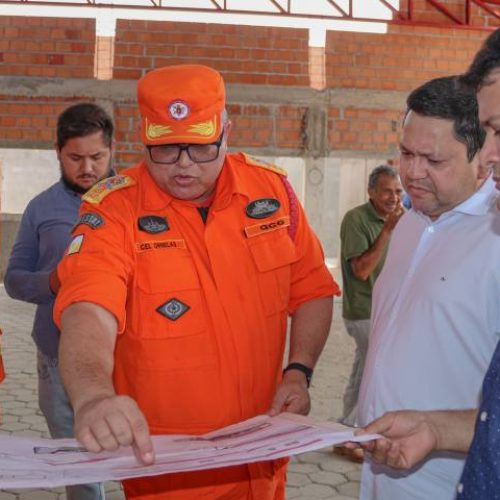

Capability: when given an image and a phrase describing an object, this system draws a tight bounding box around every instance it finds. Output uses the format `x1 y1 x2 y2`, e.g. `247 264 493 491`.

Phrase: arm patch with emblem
242 153 287 176
72 212 104 233
82 175 136 205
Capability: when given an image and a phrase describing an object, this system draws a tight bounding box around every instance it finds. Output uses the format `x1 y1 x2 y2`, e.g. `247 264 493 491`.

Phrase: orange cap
138 64 225 145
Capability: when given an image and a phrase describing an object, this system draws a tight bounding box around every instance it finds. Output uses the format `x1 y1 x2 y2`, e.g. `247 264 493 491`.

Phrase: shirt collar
450 175 497 217
59 178 81 199
211 154 249 211
141 154 248 212
140 162 173 211
140 156 241 211
366 200 386 222
415 175 498 224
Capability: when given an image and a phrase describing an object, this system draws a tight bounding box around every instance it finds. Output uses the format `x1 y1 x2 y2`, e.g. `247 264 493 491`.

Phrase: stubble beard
60 162 114 195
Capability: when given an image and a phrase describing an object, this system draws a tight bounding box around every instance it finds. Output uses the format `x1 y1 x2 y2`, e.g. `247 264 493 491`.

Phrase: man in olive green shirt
340 165 404 427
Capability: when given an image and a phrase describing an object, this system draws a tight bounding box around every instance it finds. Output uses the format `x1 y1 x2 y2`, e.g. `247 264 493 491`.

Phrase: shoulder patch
82 175 136 205
73 212 104 232
242 153 287 176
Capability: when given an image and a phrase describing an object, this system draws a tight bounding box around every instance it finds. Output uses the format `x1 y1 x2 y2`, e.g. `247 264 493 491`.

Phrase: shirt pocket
130 248 206 341
247 229 298 315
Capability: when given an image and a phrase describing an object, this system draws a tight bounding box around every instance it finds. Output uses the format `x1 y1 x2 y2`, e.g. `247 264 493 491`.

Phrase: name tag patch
67 234 84 255
138 215 169 234
73 212 104 231
246 198 281 219
136 240 186 252
244 216 290 238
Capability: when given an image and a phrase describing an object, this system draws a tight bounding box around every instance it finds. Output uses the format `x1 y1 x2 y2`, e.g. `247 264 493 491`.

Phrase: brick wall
0 16 95 78
0 14 494 168
111 101 309 168
0 96 91 143
114 101 142 168
399 0 497 27
113 20 310 85
328 107 402 156
325 25 485 91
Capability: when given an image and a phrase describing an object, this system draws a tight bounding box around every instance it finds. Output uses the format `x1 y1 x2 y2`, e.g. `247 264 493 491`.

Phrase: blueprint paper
0 412 378 489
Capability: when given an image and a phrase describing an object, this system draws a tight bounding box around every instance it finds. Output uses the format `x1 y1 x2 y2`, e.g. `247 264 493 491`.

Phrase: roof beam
1 0 497 29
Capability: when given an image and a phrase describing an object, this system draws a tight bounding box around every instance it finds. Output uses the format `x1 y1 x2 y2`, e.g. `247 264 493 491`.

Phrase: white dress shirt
358 177 500 500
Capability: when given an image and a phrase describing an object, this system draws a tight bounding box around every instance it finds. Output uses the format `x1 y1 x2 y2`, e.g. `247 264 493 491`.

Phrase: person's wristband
283 362 313 388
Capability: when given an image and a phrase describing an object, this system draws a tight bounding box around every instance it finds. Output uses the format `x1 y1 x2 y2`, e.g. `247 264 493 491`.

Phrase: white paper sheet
0 412 378 489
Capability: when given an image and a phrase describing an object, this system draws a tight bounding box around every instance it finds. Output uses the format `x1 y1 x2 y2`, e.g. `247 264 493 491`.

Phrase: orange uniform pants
123 459 287 499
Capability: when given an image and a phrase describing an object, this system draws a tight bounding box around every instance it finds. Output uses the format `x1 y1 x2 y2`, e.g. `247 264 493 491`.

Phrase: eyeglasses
147 132 225 165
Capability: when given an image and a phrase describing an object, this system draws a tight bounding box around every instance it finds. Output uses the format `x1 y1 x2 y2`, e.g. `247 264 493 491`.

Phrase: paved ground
0 286 361 499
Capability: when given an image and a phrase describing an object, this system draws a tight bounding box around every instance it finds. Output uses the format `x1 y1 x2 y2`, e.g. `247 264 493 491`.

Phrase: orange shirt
55 153 339 499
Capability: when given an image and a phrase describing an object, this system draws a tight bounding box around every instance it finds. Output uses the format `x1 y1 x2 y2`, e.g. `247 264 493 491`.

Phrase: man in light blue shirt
4 102 115 500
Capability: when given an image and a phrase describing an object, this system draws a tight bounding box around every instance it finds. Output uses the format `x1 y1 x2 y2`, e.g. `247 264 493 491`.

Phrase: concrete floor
0 287 361 499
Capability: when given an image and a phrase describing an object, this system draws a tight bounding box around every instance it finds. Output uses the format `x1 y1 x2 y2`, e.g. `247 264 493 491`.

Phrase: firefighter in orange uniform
54 65 340 499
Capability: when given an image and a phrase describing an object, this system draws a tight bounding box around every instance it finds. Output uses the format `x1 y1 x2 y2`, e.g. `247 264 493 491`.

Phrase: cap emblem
168 100 190 121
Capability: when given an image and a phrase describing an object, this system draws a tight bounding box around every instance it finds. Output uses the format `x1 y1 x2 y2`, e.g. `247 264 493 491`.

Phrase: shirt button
480 411 488 422
457 483 464 494
427 226 435 233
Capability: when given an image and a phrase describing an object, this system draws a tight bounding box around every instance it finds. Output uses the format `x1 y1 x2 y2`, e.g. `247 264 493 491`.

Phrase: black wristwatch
283 362 313 388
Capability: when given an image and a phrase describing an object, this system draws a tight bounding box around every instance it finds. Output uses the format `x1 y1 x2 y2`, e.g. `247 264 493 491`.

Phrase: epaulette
82 175 136 205
242 153 287 177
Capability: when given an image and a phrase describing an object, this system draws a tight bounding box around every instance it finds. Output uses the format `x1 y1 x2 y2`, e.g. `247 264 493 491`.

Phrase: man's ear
224 120 233 142
476 158 491 182
55 143 62 161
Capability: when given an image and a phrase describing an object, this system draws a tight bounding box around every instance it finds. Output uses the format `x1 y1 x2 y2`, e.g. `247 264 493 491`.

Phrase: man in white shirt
357 75 500 500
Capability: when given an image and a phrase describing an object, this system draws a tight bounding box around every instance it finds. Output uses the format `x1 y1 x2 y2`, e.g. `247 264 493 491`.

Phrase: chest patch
73 212 104 231
138 215 169 234
246 198 281 219
156 298 190 321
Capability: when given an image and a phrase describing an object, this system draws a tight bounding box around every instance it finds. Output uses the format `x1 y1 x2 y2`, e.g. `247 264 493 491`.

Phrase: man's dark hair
57 103 114 149
368 165 399 190
405 76 484 162
462 29 500 91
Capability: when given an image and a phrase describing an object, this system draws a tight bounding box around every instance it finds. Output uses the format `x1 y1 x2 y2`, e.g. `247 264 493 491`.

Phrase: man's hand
74 394 155 465
383 203 405 232
268 370 311 416
350 203 405 280
354 410 439 469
